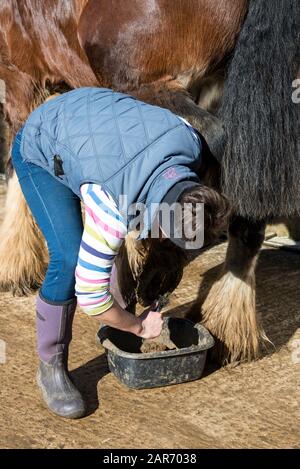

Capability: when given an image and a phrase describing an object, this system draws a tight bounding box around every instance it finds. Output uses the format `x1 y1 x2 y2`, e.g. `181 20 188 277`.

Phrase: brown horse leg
131 79 225 162
199 216 269 363
0 65 47 144
196 73 225 115
114 232 145 312
112 80 223 308
0 67 48 295
115 231 186 312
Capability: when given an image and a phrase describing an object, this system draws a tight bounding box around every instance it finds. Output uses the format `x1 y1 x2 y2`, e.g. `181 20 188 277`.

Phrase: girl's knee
49 250 78 282
42 252 78 302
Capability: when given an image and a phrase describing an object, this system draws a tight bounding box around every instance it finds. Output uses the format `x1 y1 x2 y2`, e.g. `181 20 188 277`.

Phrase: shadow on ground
71 354 109 416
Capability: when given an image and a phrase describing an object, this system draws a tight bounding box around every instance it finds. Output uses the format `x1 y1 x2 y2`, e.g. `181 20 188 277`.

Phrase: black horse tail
219 0 300 220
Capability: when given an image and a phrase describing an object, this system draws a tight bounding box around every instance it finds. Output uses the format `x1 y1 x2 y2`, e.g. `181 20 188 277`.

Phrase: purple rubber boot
36 294 86 419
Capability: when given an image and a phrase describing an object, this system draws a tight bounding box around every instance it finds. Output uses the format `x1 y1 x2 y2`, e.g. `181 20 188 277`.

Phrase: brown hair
178 185 231 246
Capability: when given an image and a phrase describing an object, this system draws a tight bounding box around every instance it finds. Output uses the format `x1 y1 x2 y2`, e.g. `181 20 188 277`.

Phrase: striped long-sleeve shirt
75 183 127 315
75 117 199 316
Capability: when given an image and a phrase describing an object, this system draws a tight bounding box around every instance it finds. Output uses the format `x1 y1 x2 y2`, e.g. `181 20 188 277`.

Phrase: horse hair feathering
220 0 300 219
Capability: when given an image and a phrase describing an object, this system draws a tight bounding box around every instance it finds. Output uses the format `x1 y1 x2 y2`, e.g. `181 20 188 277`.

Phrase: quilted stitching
21 88 201 235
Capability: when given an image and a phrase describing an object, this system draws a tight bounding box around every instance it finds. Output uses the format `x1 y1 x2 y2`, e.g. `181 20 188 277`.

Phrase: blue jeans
12 129 83 303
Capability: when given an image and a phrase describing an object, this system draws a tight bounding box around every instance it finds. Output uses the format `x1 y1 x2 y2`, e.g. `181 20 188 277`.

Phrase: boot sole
36 370 86 419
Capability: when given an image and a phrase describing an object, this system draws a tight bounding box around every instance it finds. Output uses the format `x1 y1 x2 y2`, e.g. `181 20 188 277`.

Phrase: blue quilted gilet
20 87 202 237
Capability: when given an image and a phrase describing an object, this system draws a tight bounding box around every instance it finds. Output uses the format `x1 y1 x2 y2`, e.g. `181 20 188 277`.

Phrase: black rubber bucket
98 317 214 389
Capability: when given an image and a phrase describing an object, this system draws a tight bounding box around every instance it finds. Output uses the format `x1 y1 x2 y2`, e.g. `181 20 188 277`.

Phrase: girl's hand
138 308 163 339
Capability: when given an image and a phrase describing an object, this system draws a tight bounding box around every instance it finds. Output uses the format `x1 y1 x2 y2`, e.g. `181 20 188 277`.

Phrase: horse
0 0 299 363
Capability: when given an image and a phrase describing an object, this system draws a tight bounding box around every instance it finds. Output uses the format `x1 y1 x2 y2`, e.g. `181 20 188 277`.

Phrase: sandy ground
0 183 299 449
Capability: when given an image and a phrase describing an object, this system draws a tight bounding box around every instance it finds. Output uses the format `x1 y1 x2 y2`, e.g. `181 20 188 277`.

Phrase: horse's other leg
111 80 222 309
114 232 145 313
115 232 186 311
131 79 225 163
196 73 225 115
119 81 222 305
0 65 47 145
197 216 267 363
0 67 48 294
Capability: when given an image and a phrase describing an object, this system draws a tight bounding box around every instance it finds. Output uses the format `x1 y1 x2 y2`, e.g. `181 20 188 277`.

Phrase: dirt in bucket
140 326 178 353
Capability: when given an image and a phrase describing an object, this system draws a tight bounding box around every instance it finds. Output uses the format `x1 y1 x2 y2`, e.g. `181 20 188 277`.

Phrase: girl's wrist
129 317 144 336
93 302 144 336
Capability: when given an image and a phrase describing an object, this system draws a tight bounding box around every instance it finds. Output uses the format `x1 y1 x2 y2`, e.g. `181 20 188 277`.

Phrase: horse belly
78 0 248 90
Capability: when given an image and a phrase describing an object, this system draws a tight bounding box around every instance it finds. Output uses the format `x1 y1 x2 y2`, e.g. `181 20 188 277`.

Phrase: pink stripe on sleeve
79 294 111 307
75 270 108 284
85 205 124 239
